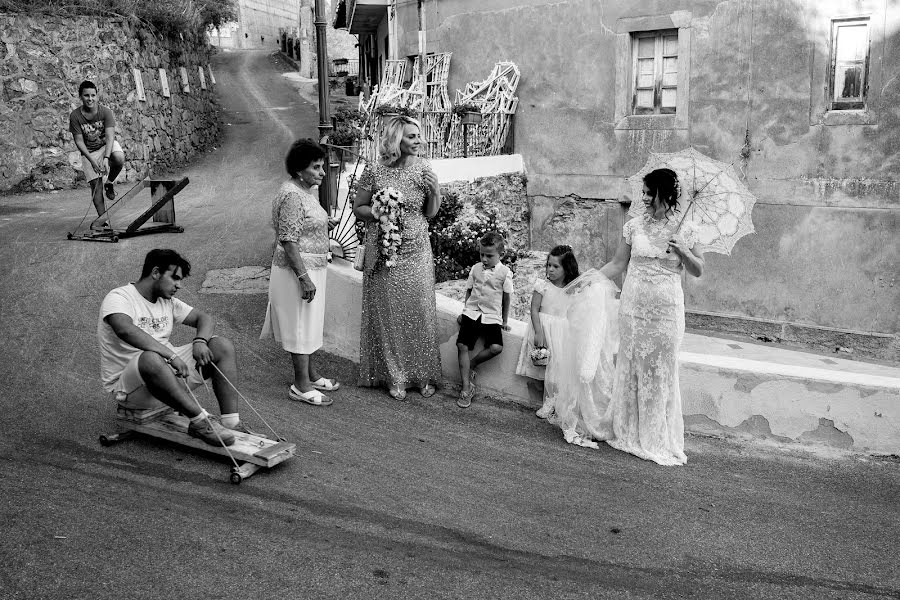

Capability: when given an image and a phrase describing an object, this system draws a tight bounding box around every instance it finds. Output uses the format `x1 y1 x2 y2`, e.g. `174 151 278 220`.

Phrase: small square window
631 30 678 115
829 18 870 111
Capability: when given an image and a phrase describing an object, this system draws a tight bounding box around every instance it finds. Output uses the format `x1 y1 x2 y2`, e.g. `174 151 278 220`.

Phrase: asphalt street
0 50 898 600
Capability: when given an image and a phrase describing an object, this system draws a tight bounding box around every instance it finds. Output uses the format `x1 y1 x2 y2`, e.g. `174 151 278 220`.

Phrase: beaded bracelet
192 337 209 345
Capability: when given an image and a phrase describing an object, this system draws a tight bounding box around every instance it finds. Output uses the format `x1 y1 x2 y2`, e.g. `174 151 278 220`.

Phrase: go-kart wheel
112 235 119 243
67 232 73 240
230 471 243 485
99 434 114 446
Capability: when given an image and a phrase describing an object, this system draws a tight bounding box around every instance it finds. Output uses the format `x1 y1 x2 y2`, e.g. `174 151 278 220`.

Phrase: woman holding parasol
596 167 704 465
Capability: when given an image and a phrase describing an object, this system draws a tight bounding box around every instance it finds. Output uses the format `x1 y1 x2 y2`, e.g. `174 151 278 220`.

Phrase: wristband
164 355 176 365
192 337 209 345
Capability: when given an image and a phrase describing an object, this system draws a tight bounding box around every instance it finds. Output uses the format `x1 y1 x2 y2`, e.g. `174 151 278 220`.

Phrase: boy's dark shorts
457 315 503 350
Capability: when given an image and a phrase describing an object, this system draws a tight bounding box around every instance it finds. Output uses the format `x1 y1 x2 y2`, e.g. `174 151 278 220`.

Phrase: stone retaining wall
0 14 221 193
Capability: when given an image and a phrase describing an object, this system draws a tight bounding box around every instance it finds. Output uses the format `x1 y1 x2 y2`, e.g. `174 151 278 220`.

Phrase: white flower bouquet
529 346 550 367
371 187 405 268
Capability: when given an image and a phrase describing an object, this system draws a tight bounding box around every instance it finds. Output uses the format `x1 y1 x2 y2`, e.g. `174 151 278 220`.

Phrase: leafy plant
328 125 358 147
328 106 365 146
334 106 365 127
452 102 481 117
429 191 521 282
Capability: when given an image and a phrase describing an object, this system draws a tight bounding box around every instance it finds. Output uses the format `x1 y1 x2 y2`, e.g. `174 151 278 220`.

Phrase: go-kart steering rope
206 362 285 442
181 378 240 469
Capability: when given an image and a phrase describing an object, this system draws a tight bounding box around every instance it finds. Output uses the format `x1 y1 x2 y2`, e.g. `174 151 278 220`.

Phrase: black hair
479 231 506 253
548 245 579 284
140 249 191 279
78 80 97 95
643 168 681 213
285 138 326 178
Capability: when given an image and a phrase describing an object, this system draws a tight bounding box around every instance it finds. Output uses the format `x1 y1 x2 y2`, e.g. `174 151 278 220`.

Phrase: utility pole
314 0 333 212
417 0 426 81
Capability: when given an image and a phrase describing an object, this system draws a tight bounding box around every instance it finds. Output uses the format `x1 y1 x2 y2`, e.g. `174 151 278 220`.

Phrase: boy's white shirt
462 262 514 325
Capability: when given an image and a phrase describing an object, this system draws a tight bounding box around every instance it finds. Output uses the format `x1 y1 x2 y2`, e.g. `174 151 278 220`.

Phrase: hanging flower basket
453 103 483 126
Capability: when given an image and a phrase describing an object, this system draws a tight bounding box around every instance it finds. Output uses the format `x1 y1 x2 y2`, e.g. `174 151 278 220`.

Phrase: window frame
828 17 871 112
631 29 679 116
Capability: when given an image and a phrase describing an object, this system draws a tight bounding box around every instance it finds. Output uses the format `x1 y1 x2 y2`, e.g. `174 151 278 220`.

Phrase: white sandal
289 385 333 406
311 377 341 392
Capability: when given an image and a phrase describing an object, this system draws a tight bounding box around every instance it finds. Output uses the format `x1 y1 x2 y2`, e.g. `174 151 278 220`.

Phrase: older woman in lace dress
352 116 442 400
597 168 705 465
261 139 340 406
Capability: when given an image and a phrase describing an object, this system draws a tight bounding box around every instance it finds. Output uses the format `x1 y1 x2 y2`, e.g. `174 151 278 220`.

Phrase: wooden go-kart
100 404 295 485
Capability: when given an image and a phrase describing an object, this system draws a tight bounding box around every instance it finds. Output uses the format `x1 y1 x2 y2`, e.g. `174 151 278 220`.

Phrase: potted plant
453 102 482 125
328 126 358 148
334 106 365 128
373 104 420 119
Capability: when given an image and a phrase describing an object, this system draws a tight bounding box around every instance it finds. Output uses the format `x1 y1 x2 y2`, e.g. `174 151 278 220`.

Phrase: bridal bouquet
529 346 550 367
371 187 405 268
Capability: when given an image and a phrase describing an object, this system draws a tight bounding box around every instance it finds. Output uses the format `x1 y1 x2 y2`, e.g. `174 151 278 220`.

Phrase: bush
0 0 238 36
429 190 522 282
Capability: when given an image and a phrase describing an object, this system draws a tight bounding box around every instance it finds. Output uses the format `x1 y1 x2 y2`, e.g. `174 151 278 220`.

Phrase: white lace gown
551 270 619 442
604 215 698 466
516 272 619 435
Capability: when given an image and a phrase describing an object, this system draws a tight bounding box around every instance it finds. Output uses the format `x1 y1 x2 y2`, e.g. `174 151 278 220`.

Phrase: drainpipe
314 0 333 212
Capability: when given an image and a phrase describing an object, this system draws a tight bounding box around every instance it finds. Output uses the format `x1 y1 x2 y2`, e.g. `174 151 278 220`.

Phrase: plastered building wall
385 0 900 359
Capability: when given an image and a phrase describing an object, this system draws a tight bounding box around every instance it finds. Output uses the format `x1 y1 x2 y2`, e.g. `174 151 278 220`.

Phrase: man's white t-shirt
97 284 194 392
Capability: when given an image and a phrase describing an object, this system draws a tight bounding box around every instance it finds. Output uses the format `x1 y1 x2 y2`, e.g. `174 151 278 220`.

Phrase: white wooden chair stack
356 59 520 161
447 61 520 158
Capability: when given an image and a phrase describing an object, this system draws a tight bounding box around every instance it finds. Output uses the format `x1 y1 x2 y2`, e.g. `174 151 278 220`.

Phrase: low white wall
323 260 900 453
323 259 535 405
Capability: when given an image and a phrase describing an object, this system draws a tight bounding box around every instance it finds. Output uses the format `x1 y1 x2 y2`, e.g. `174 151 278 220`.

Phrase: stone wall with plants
0 13 221 193
430 172 529 282
429 171 534 319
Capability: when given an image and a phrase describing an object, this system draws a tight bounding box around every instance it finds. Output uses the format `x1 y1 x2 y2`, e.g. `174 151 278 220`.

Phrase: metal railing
331 58 359 77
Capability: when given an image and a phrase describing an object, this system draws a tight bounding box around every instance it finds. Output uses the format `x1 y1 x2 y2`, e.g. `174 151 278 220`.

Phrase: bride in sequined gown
597 168 705 465
352 116 443 399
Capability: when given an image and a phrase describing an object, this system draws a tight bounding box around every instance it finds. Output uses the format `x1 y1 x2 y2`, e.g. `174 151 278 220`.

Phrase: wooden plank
125 177 188 233
149 180 177 224
116 404 172 424
116 412 296 467
100 178 149 223
252 441 294 460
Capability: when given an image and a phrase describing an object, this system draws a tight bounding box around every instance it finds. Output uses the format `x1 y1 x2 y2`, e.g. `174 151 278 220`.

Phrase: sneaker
188 417 236 446
104 182 116 201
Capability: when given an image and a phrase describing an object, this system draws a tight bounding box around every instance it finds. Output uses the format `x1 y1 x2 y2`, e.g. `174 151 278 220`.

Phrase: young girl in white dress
515 245 579 419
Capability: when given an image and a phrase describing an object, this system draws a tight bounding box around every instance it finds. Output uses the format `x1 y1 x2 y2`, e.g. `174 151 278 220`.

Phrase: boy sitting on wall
455 231 513 408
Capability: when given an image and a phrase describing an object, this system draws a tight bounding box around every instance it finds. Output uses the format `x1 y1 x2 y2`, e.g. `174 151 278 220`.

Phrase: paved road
1 50 899 600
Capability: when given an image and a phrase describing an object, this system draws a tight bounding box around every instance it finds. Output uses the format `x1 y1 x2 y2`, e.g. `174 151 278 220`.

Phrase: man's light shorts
113 344 208 410
80 140 123 182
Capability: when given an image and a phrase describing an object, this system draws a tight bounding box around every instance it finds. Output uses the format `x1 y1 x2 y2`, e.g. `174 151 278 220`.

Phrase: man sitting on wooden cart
98 249 249 446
